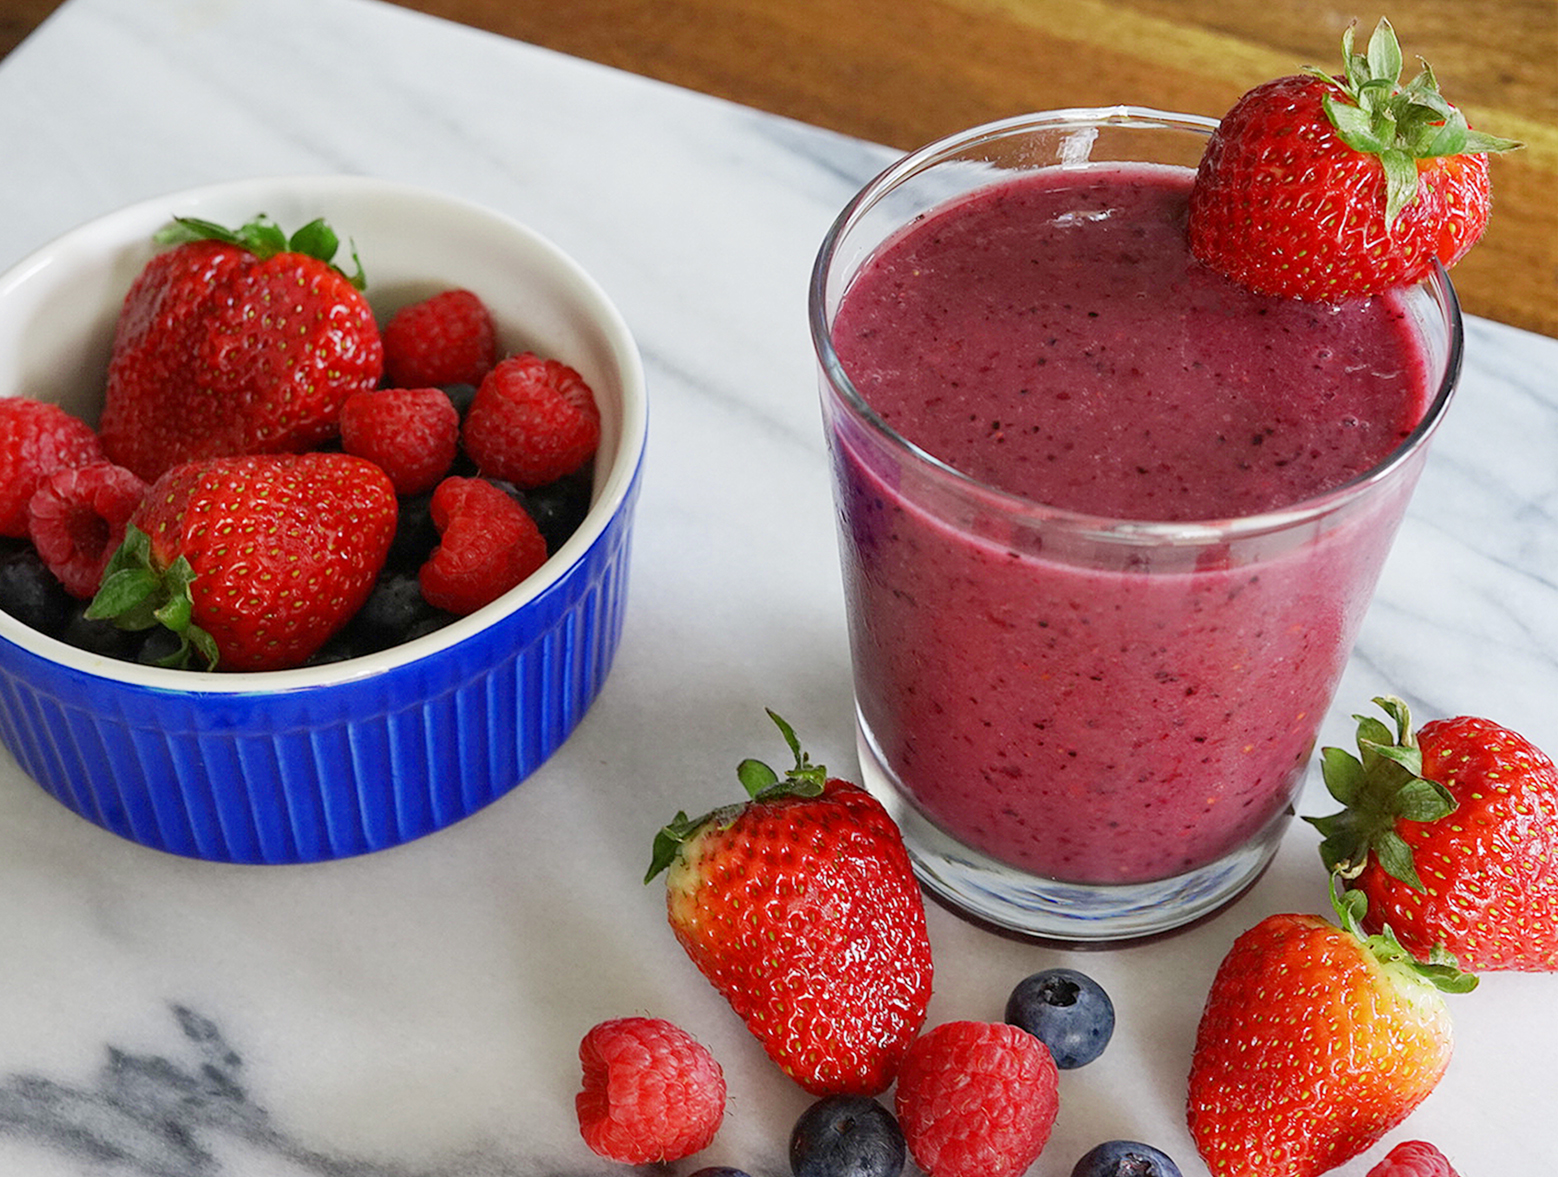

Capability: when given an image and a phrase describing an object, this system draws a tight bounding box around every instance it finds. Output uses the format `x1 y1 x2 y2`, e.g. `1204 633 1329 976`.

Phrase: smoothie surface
833 163 1432 521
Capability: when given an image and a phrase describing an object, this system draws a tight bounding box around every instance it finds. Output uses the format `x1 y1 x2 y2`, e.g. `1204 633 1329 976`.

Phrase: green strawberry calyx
1329 874 1477 995
1308 17 1522 227
154 213 367 290
1304 695 1457 891
646 709 830 883
83 524 221 671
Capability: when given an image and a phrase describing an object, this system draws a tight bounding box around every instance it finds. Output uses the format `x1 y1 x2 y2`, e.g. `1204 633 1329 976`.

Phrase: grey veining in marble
0 0 1554 1174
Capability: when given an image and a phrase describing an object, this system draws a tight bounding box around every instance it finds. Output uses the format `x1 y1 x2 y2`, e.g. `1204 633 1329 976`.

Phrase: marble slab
0 0 1552 1173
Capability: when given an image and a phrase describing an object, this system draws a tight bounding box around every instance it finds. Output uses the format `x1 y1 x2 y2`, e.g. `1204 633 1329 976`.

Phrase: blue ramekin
0 176 647 863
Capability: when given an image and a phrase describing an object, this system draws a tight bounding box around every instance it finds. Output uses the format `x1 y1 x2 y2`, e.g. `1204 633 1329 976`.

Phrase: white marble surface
0 0 1552 1173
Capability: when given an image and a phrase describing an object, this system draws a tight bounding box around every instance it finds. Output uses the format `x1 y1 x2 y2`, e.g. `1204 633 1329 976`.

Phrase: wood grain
3 0 1554 335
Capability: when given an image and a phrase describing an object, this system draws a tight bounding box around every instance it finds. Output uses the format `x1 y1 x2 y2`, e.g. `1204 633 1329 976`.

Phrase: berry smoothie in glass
809 108 1461 941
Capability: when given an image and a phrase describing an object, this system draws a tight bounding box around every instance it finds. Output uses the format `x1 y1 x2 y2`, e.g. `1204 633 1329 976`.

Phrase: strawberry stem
1303 696 1457 890
1328 874 1478 994
85 525 220 669
736 709 829 800
1305 18 1522 226
646 709 830 883
154 214 368 290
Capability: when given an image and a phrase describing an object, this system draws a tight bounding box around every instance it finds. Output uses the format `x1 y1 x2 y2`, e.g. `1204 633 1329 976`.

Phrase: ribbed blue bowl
0 176 647 863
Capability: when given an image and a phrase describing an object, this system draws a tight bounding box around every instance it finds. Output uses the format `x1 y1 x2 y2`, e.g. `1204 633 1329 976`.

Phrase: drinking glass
809 107 1462 940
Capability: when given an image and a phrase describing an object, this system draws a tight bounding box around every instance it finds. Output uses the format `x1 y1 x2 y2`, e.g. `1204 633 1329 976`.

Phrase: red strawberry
100 215 384 482
339 386 460 496
417 476 548 615
1367 1140 1462 1177
0 398 105 537
1189 18 1521 300
575 1016 726 1165
894 1021 1059 1177
461 352 600 488
646 711 933 1097
382 288 497 388
26 462 148 599
87 452 396 670
1186 883 1474 1177
1306 696 1558 971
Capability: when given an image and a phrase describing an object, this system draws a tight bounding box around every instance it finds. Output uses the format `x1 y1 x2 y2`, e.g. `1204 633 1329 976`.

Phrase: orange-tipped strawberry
1189 18 1521 301
1306 696 1558 971
1187 880 1475 1177
646 710 933 1097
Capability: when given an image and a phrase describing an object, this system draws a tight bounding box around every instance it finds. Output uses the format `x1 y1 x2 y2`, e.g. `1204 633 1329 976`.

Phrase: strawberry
99 215 383 482
1188 18 1522 300
1306 696 1558 971
1186 882 1475 1177
646 711 933 1097
86 452 397 671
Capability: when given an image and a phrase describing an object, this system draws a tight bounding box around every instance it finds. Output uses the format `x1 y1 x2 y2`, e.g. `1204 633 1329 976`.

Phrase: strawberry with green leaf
100 215 383 482
1307 696 1558 971
1187 880 1475 1177
646 711 933 1097
1189 18 1521 301
88 452 397 671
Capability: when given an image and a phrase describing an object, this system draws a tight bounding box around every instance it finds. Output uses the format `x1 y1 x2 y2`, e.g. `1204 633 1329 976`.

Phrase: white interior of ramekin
0 175 647 692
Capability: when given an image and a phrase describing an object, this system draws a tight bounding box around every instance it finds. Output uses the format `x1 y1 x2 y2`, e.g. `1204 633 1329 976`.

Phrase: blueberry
385 492 439 573
439 381 478 418
1070 1139 1183 1177
346 569 449 649
0 543 73 634
688 1169 754 1177
516 468 593 554
135 625 190 667
1005 966 1115 1069
789 1094 904 1177
59 602 146 661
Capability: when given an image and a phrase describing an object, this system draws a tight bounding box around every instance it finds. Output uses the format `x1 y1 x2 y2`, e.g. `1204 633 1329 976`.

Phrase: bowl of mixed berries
0 175 647 864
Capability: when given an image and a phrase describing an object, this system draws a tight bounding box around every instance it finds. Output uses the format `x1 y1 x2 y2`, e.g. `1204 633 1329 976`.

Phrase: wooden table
4 0 1554 337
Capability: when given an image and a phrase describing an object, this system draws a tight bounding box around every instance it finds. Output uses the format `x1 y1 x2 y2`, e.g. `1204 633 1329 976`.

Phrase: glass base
855 717 1286 943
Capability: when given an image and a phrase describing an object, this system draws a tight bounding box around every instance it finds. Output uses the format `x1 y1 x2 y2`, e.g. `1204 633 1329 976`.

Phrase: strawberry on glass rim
1189 17 1522 301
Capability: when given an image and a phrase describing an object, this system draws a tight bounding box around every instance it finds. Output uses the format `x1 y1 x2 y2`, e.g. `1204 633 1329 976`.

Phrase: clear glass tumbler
809 107 1462 941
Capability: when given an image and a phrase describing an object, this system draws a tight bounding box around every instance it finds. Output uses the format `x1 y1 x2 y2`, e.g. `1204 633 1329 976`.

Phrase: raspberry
27 462 148 599
576 1016 726 1165
418 477 547 615
339 386 460 496
894 1021 1059 1177
382 288 497 388
0 398 105 537
1367 1141 1462 1177
462 352 601 488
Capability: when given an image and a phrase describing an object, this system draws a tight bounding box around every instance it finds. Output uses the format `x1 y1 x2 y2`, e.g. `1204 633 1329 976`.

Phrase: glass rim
808 105 1466 547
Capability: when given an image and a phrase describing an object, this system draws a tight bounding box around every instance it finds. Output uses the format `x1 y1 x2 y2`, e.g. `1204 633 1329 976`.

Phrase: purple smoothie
828 163 1433 885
